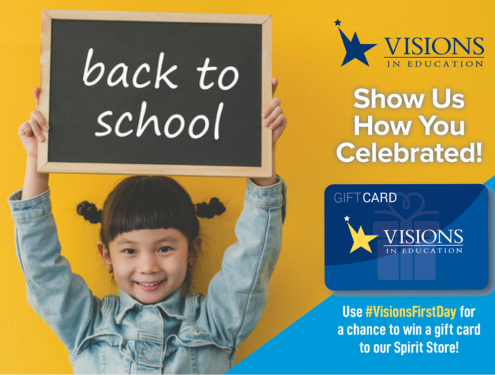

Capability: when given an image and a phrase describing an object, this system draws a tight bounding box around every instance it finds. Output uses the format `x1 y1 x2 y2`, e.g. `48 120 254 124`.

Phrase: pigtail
195 198 226 219
77 201 102 224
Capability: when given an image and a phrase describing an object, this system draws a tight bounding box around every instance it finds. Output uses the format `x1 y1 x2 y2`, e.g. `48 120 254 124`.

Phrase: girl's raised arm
9 190 104 354
9 89 103 354
192 79 287 348
195 177 287 348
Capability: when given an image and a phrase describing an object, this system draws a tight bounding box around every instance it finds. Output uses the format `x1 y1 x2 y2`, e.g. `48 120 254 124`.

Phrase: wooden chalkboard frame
38 10 272 177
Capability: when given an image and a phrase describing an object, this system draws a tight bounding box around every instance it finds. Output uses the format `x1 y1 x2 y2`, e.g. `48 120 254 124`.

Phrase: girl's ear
188 237 202 264
97 241 112 266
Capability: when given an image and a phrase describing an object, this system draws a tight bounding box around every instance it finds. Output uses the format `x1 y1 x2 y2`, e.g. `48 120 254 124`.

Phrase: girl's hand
18 87 49 157
262 78 287 145
252 78 286 187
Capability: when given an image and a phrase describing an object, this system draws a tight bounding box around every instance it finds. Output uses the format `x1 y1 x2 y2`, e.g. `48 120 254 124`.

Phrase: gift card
324 184 488 290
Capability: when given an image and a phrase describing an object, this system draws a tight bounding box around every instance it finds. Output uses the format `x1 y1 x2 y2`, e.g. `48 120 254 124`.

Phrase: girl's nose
138 257 160 274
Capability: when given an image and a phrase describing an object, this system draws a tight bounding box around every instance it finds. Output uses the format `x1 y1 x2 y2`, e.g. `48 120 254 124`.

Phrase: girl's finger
31 110 49 130
28 118 44 141
272 78 279 96
263 106 283 126
270 114 287 130
19 122 32 137
34 87 40 111
262 97 281 119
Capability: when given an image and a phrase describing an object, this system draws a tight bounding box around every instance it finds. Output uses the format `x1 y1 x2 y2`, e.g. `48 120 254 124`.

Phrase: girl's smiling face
98 228 200 305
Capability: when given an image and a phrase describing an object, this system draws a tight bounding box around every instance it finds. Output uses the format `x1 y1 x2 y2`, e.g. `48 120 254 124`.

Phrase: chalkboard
38 10 272 177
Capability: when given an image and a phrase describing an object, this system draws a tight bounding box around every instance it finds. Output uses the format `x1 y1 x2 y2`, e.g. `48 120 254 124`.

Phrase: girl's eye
123 248 137 254
158 246 172 253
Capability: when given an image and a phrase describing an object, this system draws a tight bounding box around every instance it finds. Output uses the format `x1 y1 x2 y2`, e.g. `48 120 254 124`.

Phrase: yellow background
1 0 494 373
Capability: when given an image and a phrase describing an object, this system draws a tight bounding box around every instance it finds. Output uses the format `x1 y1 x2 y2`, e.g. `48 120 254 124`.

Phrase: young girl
8 79 287 374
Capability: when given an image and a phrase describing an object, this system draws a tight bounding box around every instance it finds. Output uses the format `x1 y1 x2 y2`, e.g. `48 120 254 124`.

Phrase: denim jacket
8 177 286 374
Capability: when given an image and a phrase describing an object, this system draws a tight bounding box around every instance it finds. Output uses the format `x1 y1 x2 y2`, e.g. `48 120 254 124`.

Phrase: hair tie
77 201 102 224
195 198 226 219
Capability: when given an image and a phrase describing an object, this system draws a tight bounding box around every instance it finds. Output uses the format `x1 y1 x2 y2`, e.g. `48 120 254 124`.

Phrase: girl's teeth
138 281 161 286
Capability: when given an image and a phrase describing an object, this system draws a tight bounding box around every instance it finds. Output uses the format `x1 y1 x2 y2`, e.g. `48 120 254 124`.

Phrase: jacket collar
115 286 186 324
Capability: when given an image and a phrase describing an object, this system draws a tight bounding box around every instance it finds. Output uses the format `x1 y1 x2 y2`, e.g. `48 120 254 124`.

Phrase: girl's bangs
105 177 194 242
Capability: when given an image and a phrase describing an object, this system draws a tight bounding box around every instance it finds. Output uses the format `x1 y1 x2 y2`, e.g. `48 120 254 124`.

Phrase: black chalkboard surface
38 10 272 177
